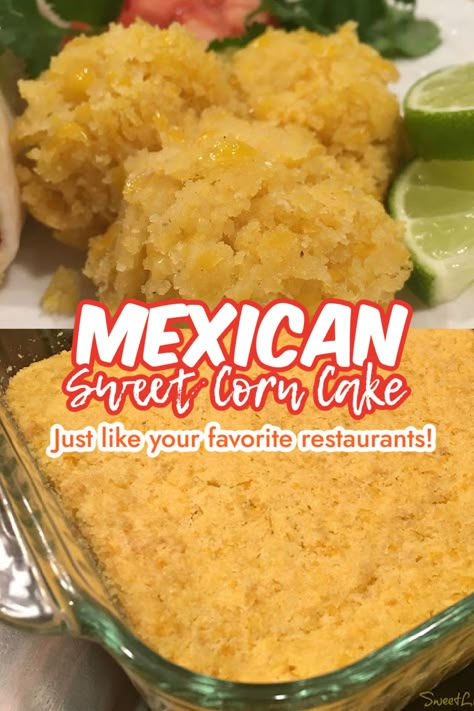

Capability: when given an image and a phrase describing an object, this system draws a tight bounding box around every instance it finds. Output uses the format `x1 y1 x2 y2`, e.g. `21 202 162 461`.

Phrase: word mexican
46 422 436 459
64 299 413 418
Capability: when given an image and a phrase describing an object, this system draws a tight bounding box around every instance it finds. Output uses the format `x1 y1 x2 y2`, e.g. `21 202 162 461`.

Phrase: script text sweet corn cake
5 331 474 683
85 110 410 310
12 21 411 309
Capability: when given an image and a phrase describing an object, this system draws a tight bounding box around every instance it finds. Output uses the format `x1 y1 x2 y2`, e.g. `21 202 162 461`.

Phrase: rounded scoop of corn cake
12 22 239 249
232 24 404 199
85 110 411 311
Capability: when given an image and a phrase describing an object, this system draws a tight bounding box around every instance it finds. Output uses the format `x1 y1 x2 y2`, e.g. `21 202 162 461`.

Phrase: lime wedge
404 63 474 159
389 159 474 305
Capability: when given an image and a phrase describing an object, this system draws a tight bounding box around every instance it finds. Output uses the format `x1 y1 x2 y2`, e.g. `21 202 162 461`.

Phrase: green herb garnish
48 0 122 26
0 0 121 77
1 0 442 79
210 0 441 58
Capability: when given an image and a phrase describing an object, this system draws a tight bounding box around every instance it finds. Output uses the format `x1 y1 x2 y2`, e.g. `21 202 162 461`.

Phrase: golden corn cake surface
84 109 410 312
6 330 474 682
13 22 410 309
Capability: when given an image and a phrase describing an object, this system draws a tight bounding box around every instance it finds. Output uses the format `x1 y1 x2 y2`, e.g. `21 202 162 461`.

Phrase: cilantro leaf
0 0 71 76
247 0 329 33
48 0 122 26
0 0 120 78
389 18 441 58
209 22 267 51
210 0 441 59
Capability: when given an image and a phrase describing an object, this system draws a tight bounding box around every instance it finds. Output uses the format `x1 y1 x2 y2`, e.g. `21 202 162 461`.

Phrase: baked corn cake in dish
12 21 411 311
5 330 473 683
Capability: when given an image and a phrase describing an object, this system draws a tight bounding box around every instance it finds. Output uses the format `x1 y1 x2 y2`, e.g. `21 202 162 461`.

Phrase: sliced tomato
119 0 268 41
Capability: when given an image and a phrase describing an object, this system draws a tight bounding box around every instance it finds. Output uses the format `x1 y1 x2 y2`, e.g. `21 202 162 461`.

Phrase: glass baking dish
0 330 473 711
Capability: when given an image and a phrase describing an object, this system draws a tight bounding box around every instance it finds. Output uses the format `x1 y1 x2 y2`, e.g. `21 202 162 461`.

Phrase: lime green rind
404 63 474 160
388 158 474 305
404 108 474 160
408 243 474 305
407 261 435 305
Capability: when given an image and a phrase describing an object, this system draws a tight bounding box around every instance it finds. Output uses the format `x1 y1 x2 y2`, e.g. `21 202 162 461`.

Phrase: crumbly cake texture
41 266 82 315
13 21 410 307
13 22 239 249
6 330 474 683
84 110 410 311
232 25 404 199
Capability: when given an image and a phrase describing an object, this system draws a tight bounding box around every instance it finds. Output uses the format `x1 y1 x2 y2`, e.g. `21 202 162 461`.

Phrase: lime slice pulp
389 159 474 305
404 63 474 160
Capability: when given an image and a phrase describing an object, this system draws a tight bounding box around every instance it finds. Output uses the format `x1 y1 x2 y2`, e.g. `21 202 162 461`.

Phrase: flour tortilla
0 91 22 278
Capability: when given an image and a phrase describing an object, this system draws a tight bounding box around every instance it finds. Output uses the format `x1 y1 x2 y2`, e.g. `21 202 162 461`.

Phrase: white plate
0 0 473 328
